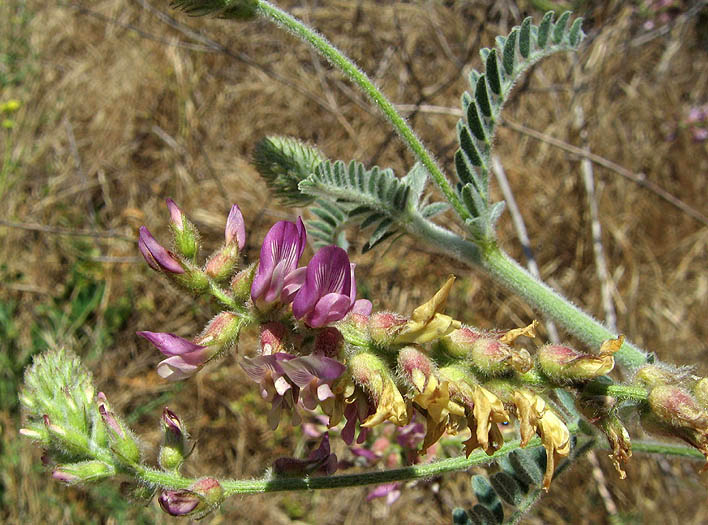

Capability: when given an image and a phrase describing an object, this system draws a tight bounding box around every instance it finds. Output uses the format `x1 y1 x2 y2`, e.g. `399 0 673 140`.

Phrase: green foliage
455 11 585 241
300 159 414 252
253 136 323 206
453 436 594 525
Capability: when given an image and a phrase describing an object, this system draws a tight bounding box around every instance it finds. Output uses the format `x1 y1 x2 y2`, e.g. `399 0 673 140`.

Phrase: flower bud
538 337 622 382
368 312 407 347
138 226 185 274
204 244 239 281
231 262 256 302
314 327 344 358
633 364 679 388
644 385 708 463
437 326 484 358
259 321 287 355
159 477 224 519
469 337 532 375
52 460 113 485
166 198 199 260
97 393 141 464
159 408 189 471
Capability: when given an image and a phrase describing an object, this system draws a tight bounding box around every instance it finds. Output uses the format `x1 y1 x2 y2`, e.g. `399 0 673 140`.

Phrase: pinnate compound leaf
454 11 584 240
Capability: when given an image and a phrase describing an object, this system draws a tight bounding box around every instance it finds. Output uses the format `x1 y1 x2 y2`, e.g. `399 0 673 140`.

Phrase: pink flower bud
138 226 184 274
159 478 223 519
166 199 199 260
224 203 246 250
368 312 407 347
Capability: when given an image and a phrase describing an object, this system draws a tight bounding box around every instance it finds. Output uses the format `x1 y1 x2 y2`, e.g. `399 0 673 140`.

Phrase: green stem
255 1 469 222
628 440 705 461
135 432 563 495
481 246 648 368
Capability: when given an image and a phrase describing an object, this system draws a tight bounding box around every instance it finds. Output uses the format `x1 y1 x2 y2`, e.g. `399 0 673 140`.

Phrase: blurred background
1 0 706 523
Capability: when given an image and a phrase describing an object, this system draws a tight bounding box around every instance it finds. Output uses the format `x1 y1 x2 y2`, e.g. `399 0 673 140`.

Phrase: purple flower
225 204 246 249
138 226 184 274
240 353 300 429
292 246 372 328
366 482 402 505
251 218 307 305
137 331 210 381
158 478 223 518
273 433 338 476
279 355 346 410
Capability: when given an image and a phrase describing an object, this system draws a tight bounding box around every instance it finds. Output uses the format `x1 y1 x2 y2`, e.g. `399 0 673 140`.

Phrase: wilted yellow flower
537 409 571 490
439 365 510 455
538 336 623 382
395 276 461 344
349 352 409 427
512 389 570 489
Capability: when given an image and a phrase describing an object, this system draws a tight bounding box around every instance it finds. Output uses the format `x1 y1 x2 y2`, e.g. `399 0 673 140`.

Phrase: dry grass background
1 0 707 523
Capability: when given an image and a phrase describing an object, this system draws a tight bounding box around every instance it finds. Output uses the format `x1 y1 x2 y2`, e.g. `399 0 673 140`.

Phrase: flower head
138 226 184 274
292 245 371 328
251 218 307 305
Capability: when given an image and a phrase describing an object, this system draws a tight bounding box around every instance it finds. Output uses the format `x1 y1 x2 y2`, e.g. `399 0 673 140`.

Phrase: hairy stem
135 431 569 495
481 246 648 369
255 1 468 221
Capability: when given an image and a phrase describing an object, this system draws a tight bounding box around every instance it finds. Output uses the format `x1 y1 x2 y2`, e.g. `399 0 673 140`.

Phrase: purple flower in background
273 433 338 476
224 204 246 249
366 482 402 505
279 355 346 410
138 226 184 274
137 331 211 381
251 218 307 305
292 246 372 328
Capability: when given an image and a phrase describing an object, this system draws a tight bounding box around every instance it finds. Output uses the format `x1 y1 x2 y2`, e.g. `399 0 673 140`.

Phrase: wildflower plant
19 2 708 522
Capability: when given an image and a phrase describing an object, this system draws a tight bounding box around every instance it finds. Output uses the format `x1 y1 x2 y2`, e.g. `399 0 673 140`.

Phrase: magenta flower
138 226 184 274
251 218 307 305
224 203 246 250
292 246 372 328
137 331 211 381
279 355 346 410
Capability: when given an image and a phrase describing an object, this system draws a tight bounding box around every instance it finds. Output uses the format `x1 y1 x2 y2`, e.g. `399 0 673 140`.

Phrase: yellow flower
512 389 570 489
395 276 461 344
537 409 571 490
349 352 409 427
